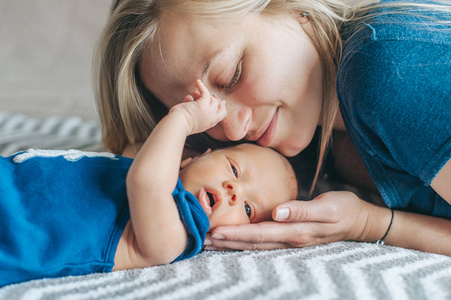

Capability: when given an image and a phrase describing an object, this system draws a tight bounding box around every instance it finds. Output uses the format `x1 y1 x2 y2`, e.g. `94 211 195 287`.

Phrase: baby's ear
180 157 193 169
180 148 212 169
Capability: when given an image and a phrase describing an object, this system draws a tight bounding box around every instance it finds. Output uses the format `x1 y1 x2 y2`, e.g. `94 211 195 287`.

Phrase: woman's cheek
274 113 313 157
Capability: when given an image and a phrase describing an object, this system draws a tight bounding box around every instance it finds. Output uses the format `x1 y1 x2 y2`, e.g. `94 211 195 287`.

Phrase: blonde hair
94 0 450 196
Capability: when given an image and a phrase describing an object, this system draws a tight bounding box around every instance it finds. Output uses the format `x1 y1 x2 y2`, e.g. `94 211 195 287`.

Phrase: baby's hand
170 79 227 135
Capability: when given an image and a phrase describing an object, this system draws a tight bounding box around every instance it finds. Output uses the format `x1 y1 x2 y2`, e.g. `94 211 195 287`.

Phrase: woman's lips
257 108 278 147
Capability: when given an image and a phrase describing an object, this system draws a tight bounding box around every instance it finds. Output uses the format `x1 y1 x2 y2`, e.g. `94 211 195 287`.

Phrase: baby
0 80 297 287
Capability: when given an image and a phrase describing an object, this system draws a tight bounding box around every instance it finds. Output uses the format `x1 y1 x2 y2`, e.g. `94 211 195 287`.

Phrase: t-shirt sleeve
171 179 210 262
338 34 451 185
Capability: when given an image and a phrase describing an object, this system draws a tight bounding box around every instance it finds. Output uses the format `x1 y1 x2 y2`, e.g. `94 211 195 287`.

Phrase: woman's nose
224 181 242 205
221 100 252 141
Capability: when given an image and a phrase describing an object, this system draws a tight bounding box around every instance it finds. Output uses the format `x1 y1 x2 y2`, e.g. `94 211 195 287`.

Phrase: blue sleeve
171 179 210 262
338 26 451 185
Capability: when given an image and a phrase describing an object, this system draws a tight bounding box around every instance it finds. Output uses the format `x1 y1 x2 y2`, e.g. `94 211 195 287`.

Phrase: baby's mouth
206 190 223 212
198 188 223 216
197 189 213 216
207 192 215 208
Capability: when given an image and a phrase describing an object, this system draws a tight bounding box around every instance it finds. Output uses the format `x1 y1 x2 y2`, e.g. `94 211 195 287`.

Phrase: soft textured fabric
3 241 451 300
172 179 210 262
337 0 451 218
0 149 209 287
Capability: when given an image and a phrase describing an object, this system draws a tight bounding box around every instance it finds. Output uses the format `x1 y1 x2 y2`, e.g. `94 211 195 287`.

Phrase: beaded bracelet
375 209 394 245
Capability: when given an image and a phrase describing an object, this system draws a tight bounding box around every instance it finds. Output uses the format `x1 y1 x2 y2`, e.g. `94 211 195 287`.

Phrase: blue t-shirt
0 149 209 287
337 0 451 218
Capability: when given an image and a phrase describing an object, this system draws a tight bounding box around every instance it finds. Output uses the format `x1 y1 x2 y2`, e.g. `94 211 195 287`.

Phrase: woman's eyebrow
200 48 227 82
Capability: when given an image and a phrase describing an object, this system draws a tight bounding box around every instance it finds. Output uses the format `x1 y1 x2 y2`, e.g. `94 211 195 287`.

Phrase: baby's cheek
209 213 249 228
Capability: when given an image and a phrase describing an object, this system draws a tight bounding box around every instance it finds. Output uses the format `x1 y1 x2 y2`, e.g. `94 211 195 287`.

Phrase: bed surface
1 238 450 299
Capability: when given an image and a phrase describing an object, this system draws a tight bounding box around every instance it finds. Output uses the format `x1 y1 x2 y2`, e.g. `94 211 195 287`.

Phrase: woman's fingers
205 241 288 251
273 198 341 223
205 221 346 250
203 192 368 251
205 231 289 250
208 221 318 246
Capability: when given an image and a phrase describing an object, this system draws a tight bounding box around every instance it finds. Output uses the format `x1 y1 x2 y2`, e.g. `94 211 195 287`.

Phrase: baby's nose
224 181 243 205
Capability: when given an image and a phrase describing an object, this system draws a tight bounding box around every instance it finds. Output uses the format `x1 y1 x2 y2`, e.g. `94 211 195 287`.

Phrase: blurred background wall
0 0 372 122
0 0 112 121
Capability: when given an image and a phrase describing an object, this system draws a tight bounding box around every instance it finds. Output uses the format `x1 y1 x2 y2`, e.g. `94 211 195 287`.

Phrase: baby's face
179 143 296 230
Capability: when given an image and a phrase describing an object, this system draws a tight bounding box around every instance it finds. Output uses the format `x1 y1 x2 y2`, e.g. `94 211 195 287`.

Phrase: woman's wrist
358 202 394 243
166 109 193 136
375 209 394 245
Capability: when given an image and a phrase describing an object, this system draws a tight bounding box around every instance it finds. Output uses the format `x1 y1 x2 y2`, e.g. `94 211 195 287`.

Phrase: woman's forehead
140 14 202 103
140 12 248 106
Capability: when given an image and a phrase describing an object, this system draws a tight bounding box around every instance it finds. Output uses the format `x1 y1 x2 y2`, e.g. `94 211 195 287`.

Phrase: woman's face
141 11 323 157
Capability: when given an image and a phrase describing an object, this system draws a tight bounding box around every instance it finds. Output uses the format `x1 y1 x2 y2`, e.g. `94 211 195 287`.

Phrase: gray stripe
0 111 103 156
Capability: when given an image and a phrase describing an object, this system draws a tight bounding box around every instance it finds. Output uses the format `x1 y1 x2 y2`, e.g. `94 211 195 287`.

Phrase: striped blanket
0 111 103 156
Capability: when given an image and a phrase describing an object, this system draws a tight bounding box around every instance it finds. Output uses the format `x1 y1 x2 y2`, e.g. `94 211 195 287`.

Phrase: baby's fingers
183 95 194 103
192 91 202 99
213 94 227 112
195 79 210 98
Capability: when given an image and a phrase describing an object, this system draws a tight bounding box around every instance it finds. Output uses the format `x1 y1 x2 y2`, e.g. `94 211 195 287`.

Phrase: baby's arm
126 80 226 266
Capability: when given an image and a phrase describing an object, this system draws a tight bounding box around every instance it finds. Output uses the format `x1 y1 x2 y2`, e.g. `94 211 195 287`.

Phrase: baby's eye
244 202 251 218
225 61 242 90
231 163 238 177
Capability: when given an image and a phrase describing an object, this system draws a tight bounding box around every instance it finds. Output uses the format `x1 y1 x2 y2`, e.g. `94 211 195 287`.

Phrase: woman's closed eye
224 60 242 90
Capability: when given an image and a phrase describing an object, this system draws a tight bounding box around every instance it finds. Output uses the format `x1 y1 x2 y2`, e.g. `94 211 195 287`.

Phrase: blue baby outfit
0 150 209 287
337 0 451 218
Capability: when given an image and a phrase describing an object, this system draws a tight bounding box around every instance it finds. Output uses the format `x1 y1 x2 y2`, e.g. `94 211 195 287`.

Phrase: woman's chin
276 142 304 157
277 132 315 157
280 146 301 157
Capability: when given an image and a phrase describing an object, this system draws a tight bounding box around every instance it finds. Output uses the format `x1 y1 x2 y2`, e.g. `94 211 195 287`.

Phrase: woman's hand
169 79 227 135
204 191 391 250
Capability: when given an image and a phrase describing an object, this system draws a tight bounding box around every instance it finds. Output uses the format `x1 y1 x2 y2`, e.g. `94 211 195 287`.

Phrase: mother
94 0 451 255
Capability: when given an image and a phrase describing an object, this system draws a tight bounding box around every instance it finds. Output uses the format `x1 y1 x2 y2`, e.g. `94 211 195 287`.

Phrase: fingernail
204 239 212 246
275 207 290 220
204 246 217 251
211 234 225 240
